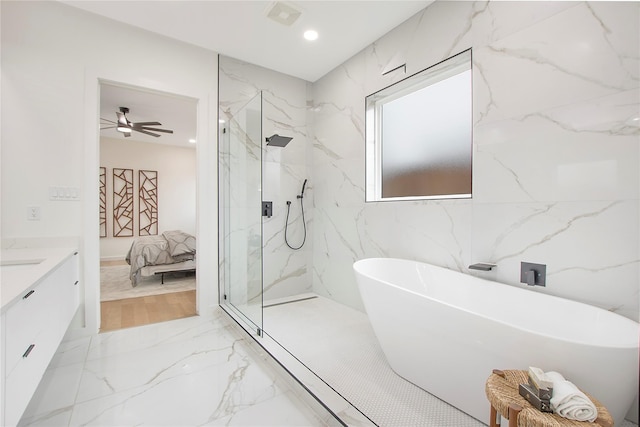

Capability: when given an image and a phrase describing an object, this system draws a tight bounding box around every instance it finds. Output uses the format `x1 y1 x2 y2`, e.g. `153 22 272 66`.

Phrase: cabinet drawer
3 259 69 375
3 330 57 427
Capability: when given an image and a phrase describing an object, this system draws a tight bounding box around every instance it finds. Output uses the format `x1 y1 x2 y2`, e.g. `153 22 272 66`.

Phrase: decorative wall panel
99 167 106 237
139 170 158 236
112 168 134 237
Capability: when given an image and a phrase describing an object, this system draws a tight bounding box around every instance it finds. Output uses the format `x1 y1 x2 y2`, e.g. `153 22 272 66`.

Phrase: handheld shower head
297 179 307 199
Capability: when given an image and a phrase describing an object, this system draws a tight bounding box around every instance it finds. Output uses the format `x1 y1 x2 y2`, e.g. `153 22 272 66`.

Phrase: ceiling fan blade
139 127 174 134
132 128 161 137
124 132 131 138
132 121 162 126
101 118 117 124
100 125 118 130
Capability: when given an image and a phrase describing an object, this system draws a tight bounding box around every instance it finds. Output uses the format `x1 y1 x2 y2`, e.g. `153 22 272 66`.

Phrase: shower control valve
262 201 273 218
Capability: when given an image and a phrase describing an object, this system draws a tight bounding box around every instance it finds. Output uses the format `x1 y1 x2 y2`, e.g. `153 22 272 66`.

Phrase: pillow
162 230 196 257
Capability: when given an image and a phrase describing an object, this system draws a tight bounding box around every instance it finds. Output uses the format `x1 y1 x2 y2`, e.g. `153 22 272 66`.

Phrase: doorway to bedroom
98 83 198 332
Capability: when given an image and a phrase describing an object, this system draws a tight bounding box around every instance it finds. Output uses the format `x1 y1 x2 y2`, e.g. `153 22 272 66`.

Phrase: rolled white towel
546 371 597 422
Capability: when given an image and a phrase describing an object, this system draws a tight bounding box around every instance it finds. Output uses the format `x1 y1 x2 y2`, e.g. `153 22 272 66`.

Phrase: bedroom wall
1 1 218 334
99 137 197 260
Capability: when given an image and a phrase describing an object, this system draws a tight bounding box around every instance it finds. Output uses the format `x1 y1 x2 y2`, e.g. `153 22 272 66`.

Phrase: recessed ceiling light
189 139 196 144
304 30 318 41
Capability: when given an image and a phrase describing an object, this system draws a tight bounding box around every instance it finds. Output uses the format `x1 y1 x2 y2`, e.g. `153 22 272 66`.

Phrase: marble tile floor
262 295 639 427
17 308 338 426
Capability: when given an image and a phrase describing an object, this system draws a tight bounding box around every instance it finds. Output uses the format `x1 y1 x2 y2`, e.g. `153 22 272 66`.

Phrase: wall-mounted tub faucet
469 263 496 271
520 262 546 286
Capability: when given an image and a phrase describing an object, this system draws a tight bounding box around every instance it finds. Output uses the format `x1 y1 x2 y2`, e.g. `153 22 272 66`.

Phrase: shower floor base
263 294 485 427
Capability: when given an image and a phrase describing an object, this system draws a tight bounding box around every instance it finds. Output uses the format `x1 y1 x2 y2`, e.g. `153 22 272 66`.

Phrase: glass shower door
220 93 263 333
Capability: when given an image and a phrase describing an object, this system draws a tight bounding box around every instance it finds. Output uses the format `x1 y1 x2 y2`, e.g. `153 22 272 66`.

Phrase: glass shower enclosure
219 93 263 334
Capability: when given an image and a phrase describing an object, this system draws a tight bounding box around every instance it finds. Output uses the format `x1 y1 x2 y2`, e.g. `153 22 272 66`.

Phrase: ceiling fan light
117 125 132 133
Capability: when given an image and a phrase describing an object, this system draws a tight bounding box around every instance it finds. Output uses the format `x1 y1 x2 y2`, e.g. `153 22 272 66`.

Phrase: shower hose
285 198 306 250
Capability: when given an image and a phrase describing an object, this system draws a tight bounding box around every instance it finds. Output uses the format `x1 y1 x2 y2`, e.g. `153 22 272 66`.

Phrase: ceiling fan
100 107 174 138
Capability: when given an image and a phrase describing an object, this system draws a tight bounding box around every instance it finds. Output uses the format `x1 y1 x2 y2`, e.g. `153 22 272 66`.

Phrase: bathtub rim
353 257 639 350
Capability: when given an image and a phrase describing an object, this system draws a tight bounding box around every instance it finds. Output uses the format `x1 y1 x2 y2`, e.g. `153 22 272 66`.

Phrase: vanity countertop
1 247 77 313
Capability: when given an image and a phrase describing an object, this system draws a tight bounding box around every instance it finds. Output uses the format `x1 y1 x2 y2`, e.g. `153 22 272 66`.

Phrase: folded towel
546 371 597 422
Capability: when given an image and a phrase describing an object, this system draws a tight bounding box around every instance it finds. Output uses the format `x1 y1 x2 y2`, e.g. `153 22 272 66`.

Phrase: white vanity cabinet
1 250 79 427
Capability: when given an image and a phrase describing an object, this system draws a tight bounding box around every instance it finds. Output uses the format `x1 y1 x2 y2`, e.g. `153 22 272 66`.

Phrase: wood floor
100 290 197 332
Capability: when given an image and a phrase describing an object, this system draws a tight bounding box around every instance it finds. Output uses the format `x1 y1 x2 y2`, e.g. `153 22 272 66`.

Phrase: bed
125 230 196 287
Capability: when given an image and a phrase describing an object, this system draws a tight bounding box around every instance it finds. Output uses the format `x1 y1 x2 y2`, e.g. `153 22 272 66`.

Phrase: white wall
99 137 196 259
1 1 219 334
312 1 639 321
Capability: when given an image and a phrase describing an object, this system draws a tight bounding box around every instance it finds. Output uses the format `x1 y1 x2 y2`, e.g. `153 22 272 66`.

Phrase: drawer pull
23 344 35 358
23 290 35 299
74 280 79 286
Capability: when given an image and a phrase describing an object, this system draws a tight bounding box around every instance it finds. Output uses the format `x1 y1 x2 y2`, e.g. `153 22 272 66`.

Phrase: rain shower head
266 134 293 147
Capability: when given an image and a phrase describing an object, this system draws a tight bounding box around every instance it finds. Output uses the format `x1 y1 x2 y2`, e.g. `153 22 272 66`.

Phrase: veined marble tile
78 328 248 403
402 1 476 82
22 363 84 419
308 1 639 332
18 407 73 427
473 89 639 203
21 311 332 426
360 201 473 272
474 2 639 125
262 92 308 167
262 160 309 203
472 200 639 320
312 201 474 312
220 54 312 303
364 7 425 94
314 52 366 109
208 390 328 426
86 311 226 361
469 1 578 46
262 203 312 301
312 156 365 209
48 335 91 369
69 359 302 426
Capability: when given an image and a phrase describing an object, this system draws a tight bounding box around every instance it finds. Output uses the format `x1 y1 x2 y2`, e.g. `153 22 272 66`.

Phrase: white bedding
125 231 196 286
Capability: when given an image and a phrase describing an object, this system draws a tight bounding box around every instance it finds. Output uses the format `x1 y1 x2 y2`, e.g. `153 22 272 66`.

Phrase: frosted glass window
365 49 472 201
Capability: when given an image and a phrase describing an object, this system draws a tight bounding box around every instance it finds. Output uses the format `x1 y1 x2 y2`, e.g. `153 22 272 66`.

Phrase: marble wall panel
473 90 639 204
312 1 639 321
219 56 312 303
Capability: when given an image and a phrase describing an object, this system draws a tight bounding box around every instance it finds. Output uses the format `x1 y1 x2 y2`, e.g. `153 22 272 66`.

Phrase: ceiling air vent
265 1 302 26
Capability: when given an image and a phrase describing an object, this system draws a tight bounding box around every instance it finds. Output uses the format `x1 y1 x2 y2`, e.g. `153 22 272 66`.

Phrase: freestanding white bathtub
353 258 639 424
